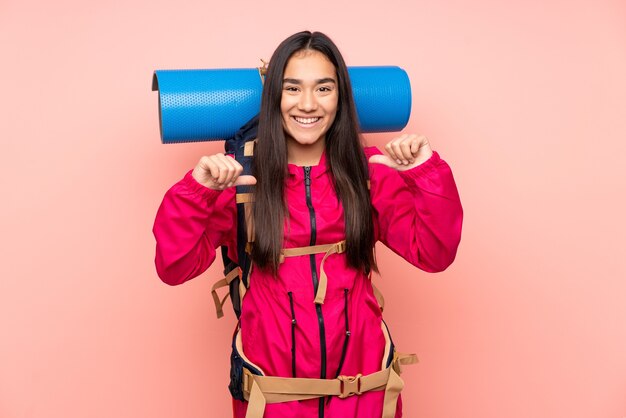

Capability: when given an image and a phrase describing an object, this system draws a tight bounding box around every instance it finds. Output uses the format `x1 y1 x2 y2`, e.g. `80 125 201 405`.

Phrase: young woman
153 31 463 418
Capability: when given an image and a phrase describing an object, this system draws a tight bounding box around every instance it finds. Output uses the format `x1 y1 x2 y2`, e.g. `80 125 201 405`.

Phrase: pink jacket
153 147 463 418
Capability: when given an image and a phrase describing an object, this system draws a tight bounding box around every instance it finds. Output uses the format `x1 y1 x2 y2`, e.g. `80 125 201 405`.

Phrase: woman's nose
298 90 317 112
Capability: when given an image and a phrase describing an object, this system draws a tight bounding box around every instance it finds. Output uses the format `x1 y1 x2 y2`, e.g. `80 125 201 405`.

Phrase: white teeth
294 117 320 124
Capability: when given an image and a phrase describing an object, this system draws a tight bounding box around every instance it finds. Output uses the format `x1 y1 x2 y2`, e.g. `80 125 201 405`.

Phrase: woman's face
280 49 338 150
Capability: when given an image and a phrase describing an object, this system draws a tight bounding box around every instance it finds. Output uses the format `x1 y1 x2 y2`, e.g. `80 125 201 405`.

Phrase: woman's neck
286 137 326 166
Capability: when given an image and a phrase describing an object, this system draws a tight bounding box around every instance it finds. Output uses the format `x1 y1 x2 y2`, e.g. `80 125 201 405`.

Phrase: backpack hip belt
233 320 418 418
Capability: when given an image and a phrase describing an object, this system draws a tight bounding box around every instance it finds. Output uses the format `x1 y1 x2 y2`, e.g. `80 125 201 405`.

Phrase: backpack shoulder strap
212 115 259 319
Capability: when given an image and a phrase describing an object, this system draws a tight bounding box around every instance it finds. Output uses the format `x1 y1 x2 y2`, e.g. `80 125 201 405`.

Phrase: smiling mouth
292 116 321 125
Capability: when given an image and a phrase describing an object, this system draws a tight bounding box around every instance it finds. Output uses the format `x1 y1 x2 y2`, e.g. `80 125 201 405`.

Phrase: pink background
1 0 625 417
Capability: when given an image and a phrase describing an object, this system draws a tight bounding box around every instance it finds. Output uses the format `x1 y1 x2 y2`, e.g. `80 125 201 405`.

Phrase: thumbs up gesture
368 134 433 171
192 153 257 190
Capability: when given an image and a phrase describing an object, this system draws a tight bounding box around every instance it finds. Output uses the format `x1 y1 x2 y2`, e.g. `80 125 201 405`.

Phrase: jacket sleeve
152 170 237 285
367 148 463 272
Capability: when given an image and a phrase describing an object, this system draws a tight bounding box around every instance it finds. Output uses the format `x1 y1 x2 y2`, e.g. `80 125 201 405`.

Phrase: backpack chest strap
211 239 389 318
280 240 346 305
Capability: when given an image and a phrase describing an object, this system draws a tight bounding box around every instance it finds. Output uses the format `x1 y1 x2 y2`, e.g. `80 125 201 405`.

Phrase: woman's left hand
368 134 433 171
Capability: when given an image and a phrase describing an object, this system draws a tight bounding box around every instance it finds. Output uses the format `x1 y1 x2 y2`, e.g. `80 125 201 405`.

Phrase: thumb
233 175 257 186
368 154 398 169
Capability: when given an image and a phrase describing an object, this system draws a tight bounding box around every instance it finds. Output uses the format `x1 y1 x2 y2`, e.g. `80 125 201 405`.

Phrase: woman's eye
284 86 299 92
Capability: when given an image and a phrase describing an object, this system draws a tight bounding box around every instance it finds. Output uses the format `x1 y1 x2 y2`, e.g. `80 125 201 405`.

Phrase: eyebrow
283 77 337 84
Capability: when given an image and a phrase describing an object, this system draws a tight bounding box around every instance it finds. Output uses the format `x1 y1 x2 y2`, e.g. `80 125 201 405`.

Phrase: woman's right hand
192 153 257 190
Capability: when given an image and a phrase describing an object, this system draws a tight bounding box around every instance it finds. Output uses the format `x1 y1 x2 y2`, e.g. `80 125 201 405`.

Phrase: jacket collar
287 151 328 180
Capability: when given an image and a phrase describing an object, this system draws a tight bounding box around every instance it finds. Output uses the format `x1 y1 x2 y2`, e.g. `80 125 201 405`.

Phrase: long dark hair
252 31 377 275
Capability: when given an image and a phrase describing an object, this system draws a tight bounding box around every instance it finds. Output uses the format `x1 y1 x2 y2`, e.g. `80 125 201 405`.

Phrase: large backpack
208 118 417 417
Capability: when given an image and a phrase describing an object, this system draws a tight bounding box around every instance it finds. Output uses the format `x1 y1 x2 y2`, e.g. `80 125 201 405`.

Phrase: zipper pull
304 166 311 186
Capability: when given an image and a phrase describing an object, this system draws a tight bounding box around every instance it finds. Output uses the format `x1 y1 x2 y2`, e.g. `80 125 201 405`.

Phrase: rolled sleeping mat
152 66 412 143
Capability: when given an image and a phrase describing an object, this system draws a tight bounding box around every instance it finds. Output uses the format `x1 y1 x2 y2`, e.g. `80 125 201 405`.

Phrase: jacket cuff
398 151 442 184
180 170 223 204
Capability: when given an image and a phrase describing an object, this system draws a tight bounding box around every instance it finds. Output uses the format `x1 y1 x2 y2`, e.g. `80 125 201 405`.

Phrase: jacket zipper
334 288 351 378
326 287 351 407
287 291 297 378
304 166 327 418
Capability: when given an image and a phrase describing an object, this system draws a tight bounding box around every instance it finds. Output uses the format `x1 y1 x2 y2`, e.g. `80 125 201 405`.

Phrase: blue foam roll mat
152 66 412 143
